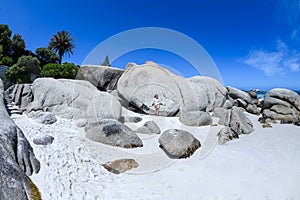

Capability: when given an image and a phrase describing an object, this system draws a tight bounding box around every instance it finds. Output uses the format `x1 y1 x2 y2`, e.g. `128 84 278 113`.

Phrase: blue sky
1 0 300 90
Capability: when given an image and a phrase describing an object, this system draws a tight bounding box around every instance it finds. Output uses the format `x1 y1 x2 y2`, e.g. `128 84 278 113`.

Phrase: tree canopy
102 55 111 66
36 47 59 66
48 30 75 64
5 55 40 83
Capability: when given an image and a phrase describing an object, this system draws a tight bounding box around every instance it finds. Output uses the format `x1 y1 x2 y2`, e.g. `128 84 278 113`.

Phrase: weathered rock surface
7 84 33 110
136 121 161 134
179 111 212 126
28 111 57 124
227 86 252 104
187 76 227 111
159 129 201 158
213 106 254 134
102 159 138 174
0 78 41 200
33 134 55 145
78 65 124 91
262 88 300 124
117 62 209 116
217 127 239 144
25 78 122 121
85 119 143 148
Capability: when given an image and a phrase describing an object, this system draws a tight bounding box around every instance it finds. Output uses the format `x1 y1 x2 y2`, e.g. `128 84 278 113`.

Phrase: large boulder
85 119 143 148
212 106 254 135
117 62 209 116
187 76 227 111
262 88 300 123
0 79 41 199
226 86 252 104
158 129 201 158
26 78 122 121
179 111 212 126
265 88 300 110
78 65 124 91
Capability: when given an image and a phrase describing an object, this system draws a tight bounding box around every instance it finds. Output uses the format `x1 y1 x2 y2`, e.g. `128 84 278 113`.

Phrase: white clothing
151 98 161 106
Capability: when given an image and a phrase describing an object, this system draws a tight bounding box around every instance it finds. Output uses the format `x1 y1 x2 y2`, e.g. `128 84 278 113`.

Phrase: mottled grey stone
85 119 143 148
159 129 201 158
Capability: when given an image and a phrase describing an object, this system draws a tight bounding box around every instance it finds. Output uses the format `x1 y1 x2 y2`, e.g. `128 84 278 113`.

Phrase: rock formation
0 78 41 200
78 65 124 91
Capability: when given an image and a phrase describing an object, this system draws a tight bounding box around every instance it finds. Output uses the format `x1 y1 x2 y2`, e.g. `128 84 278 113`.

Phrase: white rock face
117 62 209 116
28 78 122 121
187 76 227 111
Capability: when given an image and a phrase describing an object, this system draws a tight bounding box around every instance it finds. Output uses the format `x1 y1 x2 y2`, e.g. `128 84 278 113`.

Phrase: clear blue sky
1 0 300 90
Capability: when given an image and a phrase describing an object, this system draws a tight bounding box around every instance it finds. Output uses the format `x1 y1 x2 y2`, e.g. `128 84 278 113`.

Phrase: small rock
102 159 138 174
262 123 272 128
217 127 239 144
136 121 160 134
33 135 54 145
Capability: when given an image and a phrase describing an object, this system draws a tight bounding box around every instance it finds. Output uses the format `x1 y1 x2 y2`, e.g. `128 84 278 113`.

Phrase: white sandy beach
12 111 300 200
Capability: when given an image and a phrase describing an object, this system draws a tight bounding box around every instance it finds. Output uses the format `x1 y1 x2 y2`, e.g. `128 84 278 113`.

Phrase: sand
12 110 300 200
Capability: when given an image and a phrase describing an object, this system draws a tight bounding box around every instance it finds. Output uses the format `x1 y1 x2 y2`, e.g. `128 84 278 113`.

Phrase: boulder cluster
3 61 300 162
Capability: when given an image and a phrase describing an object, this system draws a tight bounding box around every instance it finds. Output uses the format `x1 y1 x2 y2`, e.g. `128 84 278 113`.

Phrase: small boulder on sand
102 159 139 174
159 129 201 158
136 121 161 134
85 119 143 148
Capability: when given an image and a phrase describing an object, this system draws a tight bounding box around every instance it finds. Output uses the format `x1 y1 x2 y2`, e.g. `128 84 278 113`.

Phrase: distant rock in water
159 129 201 158
78 65 124 91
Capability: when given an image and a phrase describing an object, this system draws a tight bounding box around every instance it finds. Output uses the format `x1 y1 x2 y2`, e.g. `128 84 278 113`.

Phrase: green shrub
0 56 13 66
42 62 79 79
6 55 40 83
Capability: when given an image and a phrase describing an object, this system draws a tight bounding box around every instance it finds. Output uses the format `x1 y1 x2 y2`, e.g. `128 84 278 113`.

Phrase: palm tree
48 30 75 64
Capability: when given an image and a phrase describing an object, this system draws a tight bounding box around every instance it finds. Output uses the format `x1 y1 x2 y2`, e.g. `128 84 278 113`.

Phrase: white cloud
244 40 300 76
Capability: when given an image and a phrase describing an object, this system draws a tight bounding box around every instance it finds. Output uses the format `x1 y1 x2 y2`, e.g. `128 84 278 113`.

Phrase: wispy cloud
274 0 300 40
244 40 300 76
243 0 300 76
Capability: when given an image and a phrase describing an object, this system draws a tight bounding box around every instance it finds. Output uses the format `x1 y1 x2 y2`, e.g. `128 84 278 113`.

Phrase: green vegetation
11 33 26 62
0 24 79 83
48 30 75 64
0 56 13 66
42 62 79 79
0 24 12 57
102 55 111 66
36 47 59 66
5 56 40 83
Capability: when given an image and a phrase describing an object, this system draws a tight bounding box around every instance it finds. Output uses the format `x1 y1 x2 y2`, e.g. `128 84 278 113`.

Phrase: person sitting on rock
149 94 164 116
